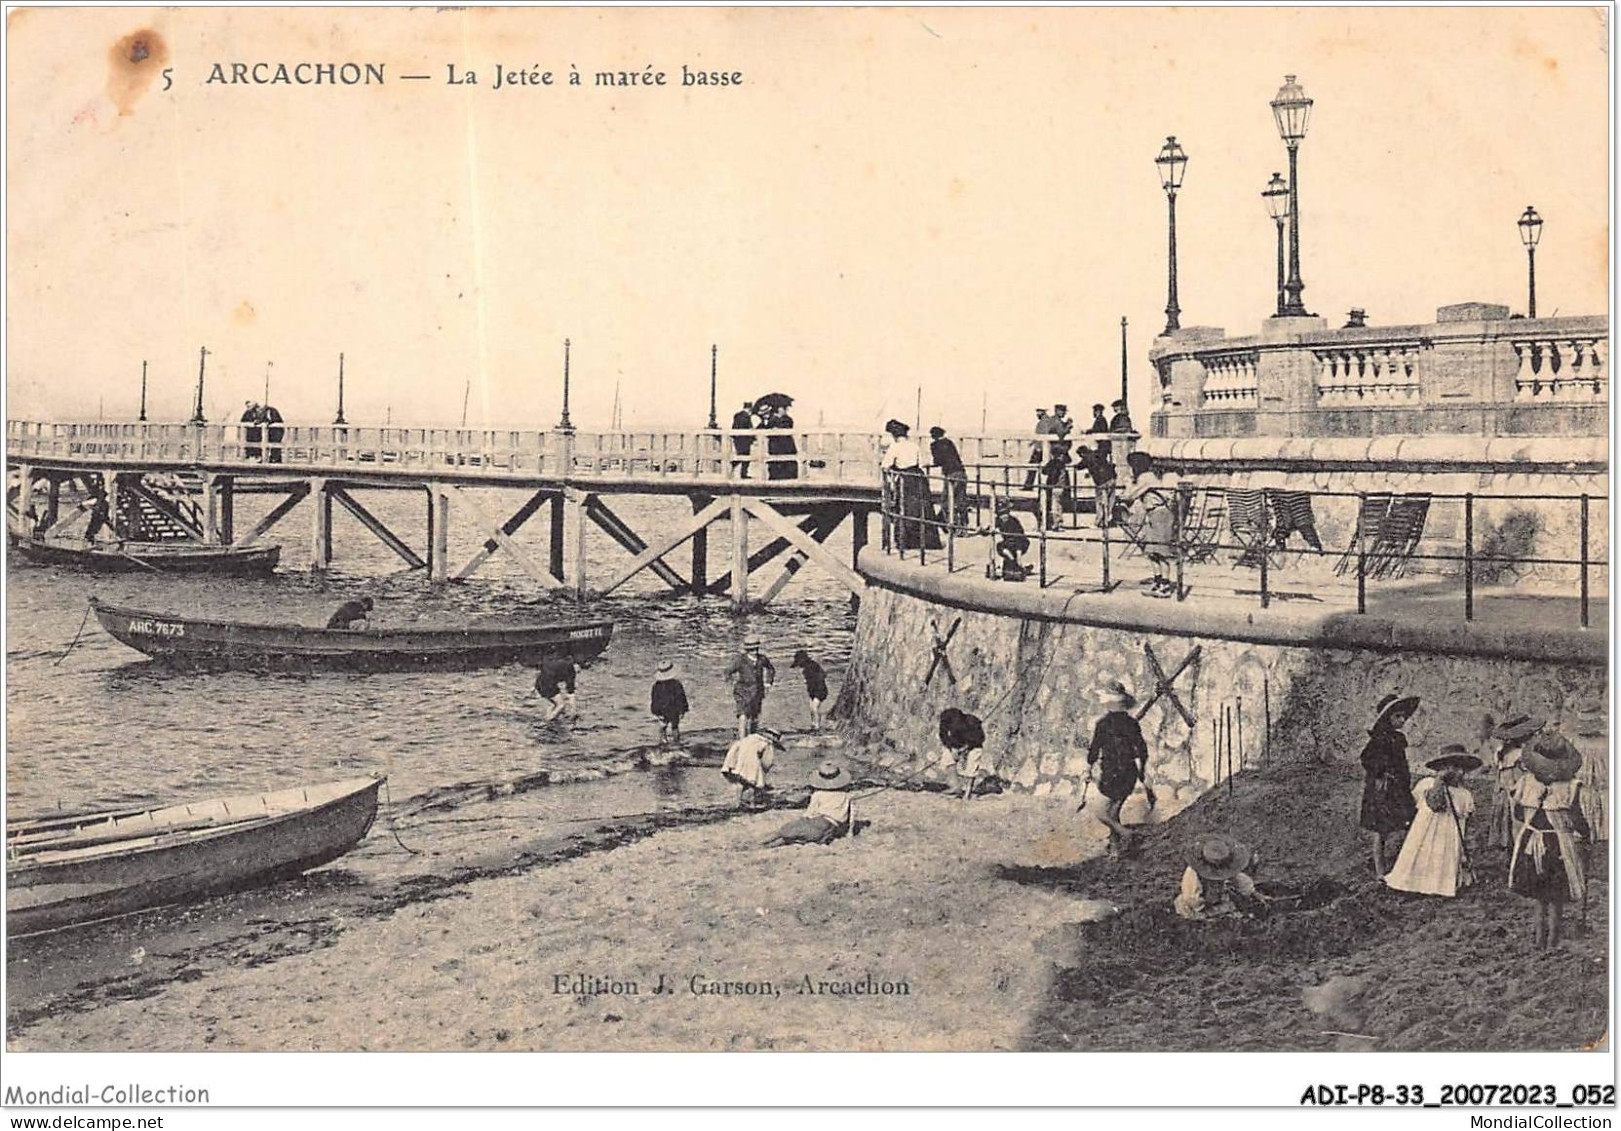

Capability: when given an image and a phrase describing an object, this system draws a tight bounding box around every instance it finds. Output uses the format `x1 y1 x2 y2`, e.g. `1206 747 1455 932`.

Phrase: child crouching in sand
763 761 855 846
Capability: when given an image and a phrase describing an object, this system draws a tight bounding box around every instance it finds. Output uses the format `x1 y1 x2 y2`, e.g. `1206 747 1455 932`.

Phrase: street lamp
1517 205 1543 319
1155 135 1189 336
557 338 574 431
1270 74 1313 317
707 344 719 430
1263 172 1289 317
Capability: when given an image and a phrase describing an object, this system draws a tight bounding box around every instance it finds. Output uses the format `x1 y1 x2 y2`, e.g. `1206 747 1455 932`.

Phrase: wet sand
8 742 1114 1051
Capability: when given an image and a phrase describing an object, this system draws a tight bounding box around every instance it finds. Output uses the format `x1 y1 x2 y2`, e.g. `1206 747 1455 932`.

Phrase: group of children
1360 695 1594 949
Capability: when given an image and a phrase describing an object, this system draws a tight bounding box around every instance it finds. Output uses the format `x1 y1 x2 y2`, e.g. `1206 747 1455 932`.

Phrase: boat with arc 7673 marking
88 596 614 672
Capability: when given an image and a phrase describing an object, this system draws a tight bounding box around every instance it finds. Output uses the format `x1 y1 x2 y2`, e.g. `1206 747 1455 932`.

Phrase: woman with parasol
755 392 799 480
1384 745 1479 897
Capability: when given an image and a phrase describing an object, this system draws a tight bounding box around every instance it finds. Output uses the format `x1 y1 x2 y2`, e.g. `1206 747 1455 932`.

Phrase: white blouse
881 437 922 470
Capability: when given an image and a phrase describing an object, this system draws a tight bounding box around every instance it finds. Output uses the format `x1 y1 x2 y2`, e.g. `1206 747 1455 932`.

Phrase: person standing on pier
722 725 779 809
1076 443 1119 529
1109 399 1134 433
789 649 829 731
881 420 939 551
262 402 286 464
240 401 264 460
1087 404 1111 435
927 426 968 531
1359 694 1420 877
1039 439 1072 530
651 660 689 747
730 402 756 478
726 637 775 737
535 654 579 723
1085 681 1149 859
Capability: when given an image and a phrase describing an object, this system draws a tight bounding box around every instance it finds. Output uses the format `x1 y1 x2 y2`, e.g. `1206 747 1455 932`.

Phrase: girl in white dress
1385 747 1480 898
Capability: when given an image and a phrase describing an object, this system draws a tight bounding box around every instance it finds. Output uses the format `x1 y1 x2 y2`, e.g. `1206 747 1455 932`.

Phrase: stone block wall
836 577 1607 833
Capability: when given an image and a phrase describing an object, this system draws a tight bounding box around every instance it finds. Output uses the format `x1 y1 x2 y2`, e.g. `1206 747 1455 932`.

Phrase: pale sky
5 6 1610 433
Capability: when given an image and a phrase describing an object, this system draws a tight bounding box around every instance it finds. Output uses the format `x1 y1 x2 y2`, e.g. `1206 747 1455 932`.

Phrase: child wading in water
650 660 689 747
1384 746 1480 898
1509 733 1591 949
789 650 829 731
721 726 779 809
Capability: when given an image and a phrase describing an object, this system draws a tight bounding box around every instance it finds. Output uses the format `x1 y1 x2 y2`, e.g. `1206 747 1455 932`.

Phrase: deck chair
1369 494 1432 579
1226 489 1273 570
1334 493 1393 576
1181 488 1226 565
1268 490 1323 552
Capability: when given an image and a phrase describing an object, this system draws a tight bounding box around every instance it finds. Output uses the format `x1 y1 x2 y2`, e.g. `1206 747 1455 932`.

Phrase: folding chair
1335 492 1393 576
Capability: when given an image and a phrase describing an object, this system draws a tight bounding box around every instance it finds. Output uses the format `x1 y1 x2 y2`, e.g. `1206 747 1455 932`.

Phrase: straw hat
1187 833 1252 881
656 660 675 674
743 637 762 649
811 760 852 791
1492 715 1545 745
1522 733 1582 785
1372 693 1420 730
1099 679 1136 711
1426 745 1482 774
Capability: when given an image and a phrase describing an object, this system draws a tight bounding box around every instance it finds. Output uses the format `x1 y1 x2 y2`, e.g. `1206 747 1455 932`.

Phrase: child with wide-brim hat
650 659 689 747
1174 833 1263 919
1358 693 1420 877
1086 680 1149 859
1508 731 1591 949
1486 715 1545 849
763 761 856 846
1384 744 1479 898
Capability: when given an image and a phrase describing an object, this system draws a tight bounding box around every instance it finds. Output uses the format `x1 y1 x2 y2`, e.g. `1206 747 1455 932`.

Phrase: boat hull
89 598 614 672
6 778 383 937
12 540 282 576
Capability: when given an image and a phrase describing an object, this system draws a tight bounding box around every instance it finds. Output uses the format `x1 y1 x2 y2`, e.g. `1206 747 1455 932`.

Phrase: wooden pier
6 420 1132 605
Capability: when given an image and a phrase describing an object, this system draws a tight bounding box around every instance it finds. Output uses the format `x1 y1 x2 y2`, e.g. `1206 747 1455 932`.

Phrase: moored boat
11 538 281 576
89 597 615 671
5 777 385 937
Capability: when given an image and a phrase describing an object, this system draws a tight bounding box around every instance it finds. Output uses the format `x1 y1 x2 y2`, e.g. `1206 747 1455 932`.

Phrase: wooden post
202 474 220 543
730 495 749 607
549 492 566 582
309 477 331 570
219 476 234 545
570 489 588 599
691 495 711 591
105 471 120 538
425 486 437 579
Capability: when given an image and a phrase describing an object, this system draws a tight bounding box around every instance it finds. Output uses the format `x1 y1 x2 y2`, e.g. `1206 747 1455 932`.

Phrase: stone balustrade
1197 350 1259 406
1512 335 1607 401
1314 343 1422 405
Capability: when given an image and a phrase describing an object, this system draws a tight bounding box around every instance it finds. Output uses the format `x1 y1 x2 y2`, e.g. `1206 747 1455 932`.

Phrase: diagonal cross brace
923 616 962 688
1135 642 1200 728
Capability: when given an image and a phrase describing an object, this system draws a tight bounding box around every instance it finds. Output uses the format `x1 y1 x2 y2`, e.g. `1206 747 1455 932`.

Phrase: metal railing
878 464 1608 629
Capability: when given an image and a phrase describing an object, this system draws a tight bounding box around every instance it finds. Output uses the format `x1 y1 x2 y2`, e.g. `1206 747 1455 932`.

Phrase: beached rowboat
10 538 282 576
89 597 615 671
5 777 385 937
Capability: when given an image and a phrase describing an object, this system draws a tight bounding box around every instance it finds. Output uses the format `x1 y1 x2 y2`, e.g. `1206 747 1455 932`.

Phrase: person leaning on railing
881 419 939 551
927 426 968 531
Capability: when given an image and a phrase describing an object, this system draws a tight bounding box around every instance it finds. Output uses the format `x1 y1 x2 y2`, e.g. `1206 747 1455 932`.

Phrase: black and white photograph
1 3 1613 1120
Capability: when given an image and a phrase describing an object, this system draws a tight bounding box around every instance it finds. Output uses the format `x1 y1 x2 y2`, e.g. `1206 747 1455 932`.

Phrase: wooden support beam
202 474 221 543
549 493 566 582
569 488 588 600
219 476 234 545
124 479 206 543
759 550 809 604
730 496 748 606
236 483 309 547
310 477 331 570
446 485 563 587
706 508 832 595
332 486 427 570
430 484 450 583
742 496 865 596
690 494 712 591
595 496 730 597
585 495 690 592
452 488 552 580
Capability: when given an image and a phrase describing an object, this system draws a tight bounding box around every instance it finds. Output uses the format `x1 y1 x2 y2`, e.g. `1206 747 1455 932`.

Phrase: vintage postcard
2 3 1613 1117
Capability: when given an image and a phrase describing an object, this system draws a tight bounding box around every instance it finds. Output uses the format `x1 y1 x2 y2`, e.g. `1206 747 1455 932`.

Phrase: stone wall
838 558 1607 832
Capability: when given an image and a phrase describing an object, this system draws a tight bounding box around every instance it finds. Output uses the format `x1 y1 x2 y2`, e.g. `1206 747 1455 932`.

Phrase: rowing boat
6 777 384 936
11 538 282 576
89 597 615 671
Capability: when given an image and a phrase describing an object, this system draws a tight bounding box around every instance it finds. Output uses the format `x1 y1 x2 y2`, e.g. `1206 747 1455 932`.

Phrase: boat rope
54 602 94 667
380 778 421 855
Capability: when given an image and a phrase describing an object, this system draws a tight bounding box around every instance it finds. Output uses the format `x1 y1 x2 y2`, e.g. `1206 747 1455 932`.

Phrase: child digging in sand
1508 732 1592 950
1384 746 1480 898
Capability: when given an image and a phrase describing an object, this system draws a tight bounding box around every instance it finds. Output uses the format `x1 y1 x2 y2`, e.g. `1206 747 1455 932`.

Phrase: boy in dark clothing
326 596 373 629
650 660 689 746
1076 444 1119 528
262 403 285 463
1039 440 1072 530
535 655 578 722
1085 680 1149 858
730 404 755 477
789 649 830 731
993 500 1030 581
927 426 968 530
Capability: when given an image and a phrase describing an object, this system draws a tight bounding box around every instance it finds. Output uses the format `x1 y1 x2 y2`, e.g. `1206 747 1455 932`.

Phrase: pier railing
5 420 1140 489
878 464 1607 629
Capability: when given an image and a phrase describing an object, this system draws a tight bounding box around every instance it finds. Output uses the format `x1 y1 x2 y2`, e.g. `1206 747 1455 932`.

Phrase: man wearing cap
992 498 1030 581
722 726 779 809
650 660 689 746
1024 408 1051 489
1109 399 1134 433
1086 680 1150 858
725 638 775 738
1175 833 1264 920
730 402 756 478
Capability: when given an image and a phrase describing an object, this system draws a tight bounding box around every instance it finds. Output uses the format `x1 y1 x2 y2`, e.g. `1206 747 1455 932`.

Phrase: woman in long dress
880 419 940 551
1385 747 1479 897
1508 734 1591 949
1359 693 1419 877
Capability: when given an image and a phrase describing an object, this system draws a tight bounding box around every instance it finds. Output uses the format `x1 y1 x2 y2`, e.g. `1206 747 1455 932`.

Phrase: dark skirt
1509 828 1579 903
1096 760 1140 803
895 469 942 550
1359 773 1416 833
768 815 842 845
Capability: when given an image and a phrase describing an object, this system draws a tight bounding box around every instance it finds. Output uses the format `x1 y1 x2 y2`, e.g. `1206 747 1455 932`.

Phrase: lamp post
1263 172 1289 317
707 344 719 430
1155 136 1188 336
138 360 148 422
1270 74 1313 317
1120 316 1129 407
1518 205 1543 318
557 338 574 432
190 347 209 425
335 353 347 425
